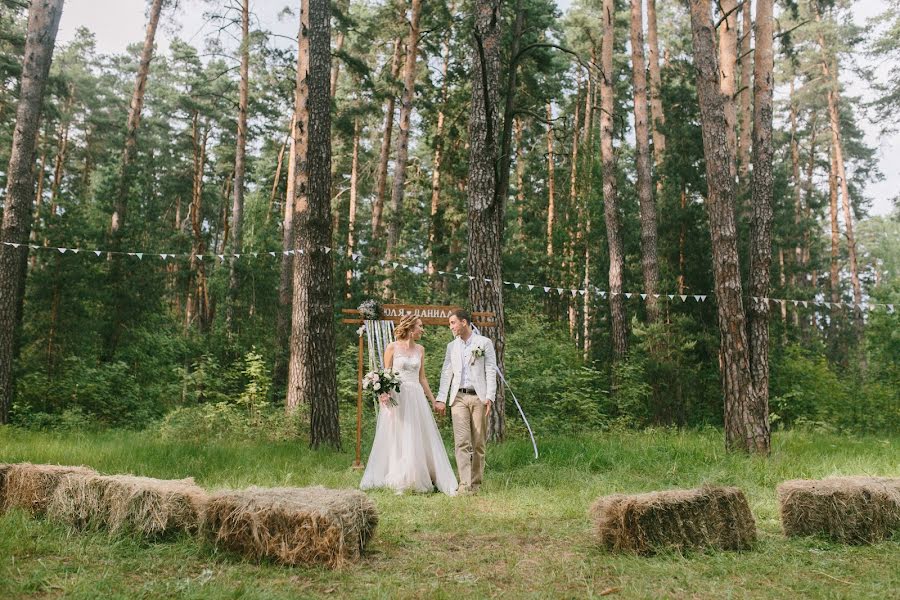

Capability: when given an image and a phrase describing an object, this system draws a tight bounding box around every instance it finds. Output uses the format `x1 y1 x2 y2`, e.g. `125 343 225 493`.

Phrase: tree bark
287 0 340 448
186 111 209 332
266 131 290 225
428 20 452 277
630 0 660 322
737 0 753 181
346 117 360 294
546 101 556 257
646 0 665 162
514 116 525 239
275 113 297 395
747 0 773 449
0 0 64 424
385 0 422 261
688 0 767 454
467 0 506 441
828 144 840 304
718 0 739 177
226 0 250 334
371 37 403 240
600 0 627 360
111 0 164 236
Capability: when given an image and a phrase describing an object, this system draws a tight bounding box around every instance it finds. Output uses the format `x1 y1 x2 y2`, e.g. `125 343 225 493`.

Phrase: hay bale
47 473 208 538
4 463 97 515
778 477 900 544
0 463 12 510
202 486 378 568
590 486 757 554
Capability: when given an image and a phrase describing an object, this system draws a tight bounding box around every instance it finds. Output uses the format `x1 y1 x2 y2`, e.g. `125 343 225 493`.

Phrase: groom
434 309 497 494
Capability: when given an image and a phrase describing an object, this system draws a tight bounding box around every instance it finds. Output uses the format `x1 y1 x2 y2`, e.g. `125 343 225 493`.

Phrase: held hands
433 401 446 416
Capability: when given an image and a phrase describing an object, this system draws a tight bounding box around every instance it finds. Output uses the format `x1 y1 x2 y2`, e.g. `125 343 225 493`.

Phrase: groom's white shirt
436 333 497 406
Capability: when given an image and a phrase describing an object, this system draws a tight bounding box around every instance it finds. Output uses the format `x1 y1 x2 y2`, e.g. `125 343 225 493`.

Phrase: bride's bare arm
418 346 436 404
383 342 394 370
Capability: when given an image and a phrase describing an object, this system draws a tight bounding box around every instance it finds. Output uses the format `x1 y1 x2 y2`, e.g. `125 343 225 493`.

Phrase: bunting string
2 240 894 314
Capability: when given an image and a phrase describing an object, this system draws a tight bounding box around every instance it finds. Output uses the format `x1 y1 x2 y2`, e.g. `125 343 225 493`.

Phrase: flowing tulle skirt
360 381 458 496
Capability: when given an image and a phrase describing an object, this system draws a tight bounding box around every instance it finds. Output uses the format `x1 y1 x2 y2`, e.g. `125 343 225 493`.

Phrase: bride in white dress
360 315 458 496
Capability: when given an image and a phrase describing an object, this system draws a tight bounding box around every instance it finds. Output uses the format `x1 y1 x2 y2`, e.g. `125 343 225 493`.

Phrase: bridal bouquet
363 368 401 406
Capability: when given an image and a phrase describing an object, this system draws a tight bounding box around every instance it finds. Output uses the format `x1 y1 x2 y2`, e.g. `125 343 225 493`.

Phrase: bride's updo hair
393 314 419 340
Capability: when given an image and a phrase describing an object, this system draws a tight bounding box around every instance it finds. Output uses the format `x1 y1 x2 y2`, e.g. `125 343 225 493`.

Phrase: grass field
1 427 898 599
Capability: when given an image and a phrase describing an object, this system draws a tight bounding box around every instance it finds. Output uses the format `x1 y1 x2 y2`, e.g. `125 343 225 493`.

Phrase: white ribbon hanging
495 367 539 459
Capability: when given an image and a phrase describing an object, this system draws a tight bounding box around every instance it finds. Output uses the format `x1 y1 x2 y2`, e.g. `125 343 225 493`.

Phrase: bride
360 314 458 495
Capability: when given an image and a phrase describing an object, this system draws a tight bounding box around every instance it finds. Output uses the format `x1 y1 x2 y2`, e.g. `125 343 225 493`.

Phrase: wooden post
353 332 364 470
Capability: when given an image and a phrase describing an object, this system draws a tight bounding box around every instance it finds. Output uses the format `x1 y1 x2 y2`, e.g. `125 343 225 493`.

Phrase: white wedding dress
360 349 458 496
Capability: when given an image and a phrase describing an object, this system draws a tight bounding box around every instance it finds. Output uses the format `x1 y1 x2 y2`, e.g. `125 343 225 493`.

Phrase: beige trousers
450 391 487 491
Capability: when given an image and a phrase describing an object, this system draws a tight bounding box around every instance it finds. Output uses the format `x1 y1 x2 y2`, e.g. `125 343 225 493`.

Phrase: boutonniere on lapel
469 344 485 365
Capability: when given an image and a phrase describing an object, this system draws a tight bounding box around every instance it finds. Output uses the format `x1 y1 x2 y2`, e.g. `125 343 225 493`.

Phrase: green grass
1 427 898 599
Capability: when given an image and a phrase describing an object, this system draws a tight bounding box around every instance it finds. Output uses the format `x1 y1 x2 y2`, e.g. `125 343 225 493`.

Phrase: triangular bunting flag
197 255 204 261
218 254 225 261
527 284 534 291
323 247 331 254
71 249 80 254
456 274 463 279
160 254 167 260
543 287 551 293
801 301 808 308
887 304 894 312
579 290 586 296
793 300 799 306
570 290 577 297
252 252 258 258
599 291 607 298
94 250 102 257
699 295 707 302
680 295 688 302
234 254 241 259
693 295 701 302
58 247 67 254
514 283 521 289
653 293 660 299
136 253 143 260
668 294 674 300
625 293 633 299
392 262 399 268
641 294 647 300
29 244 38 249
269 251 276 257
468 275 475 281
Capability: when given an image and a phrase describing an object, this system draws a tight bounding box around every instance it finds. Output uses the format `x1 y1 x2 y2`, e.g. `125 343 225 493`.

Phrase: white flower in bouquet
469 344 486 365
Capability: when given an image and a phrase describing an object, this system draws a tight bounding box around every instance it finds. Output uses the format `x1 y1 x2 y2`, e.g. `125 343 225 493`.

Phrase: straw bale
47 473 208 538
778 477 900 544
4 463 96 515
0 463 12 510
202 486 378 568
590 485 757 554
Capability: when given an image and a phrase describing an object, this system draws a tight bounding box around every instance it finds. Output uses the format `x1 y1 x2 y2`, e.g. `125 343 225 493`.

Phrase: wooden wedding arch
341 304 496 469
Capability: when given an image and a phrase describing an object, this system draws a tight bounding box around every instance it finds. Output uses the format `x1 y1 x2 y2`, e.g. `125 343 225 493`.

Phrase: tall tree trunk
371 37 403 240
275 113 297 395
330 31 344 97
105 0 164 357
266 130 290 225
545 101 556 257
186 112 209 332
677 185 687 294
514 116 525 240
226 0 250 334
828 145 840 304
630 0 660 322
718 0 739 178
111 0 164 236
467 0 505 441
737 0 753 181
822 66 861 307
346 117 360 294
385 0 422 261
428 19 452 277
287 0 339 448
789 78 802 327
646 0 665 162
688 0 766 454
746 0 773 451
0 0 64 424
600 0 627 360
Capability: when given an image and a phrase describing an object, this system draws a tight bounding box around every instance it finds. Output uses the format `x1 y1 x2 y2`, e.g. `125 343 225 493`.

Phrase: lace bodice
392 348 421 384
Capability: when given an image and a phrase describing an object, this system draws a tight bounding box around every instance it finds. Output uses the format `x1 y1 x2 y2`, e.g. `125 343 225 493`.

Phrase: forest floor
1 427 898 599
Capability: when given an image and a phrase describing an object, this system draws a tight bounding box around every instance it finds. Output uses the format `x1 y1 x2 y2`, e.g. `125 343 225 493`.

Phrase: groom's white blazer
436 334 497 406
